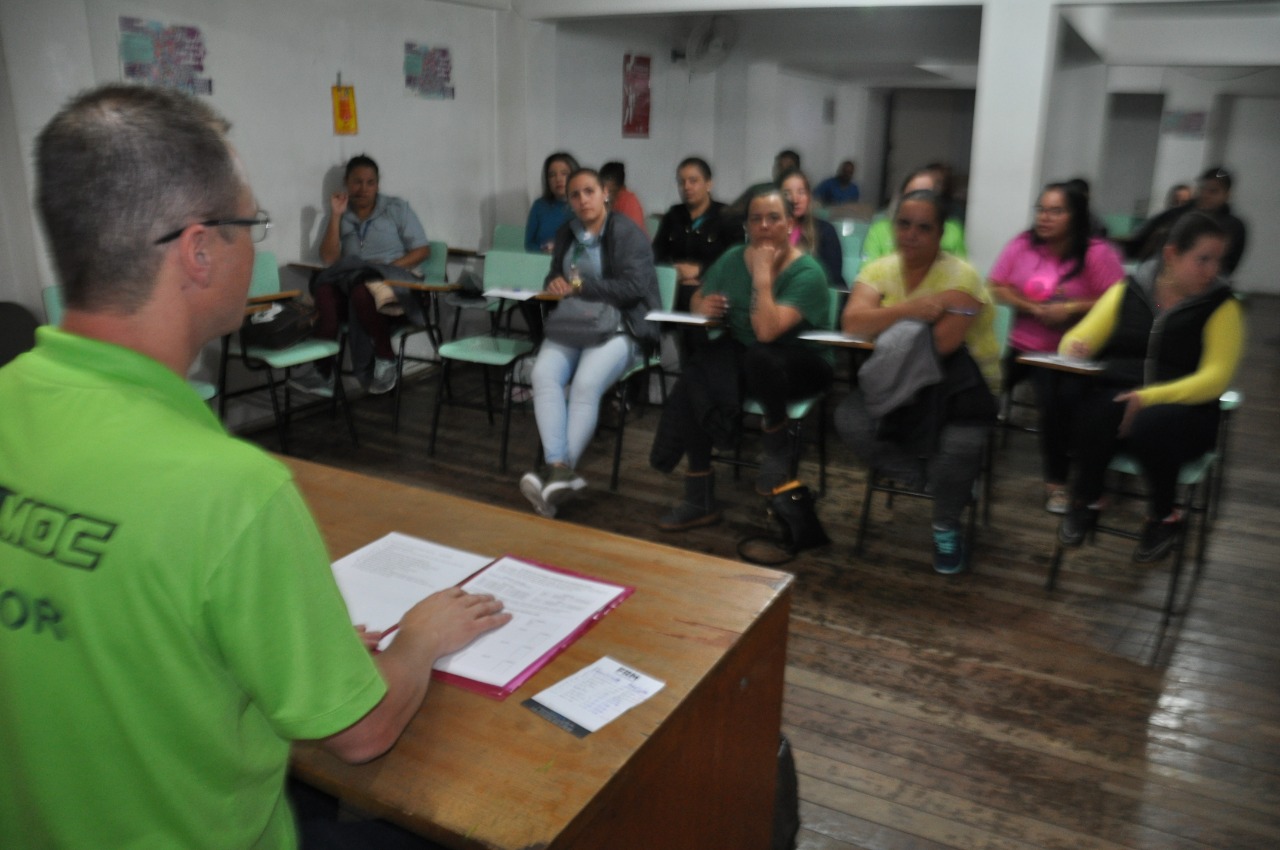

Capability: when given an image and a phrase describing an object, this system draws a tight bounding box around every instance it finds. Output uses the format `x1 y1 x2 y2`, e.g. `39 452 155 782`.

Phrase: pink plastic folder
428 555 634 700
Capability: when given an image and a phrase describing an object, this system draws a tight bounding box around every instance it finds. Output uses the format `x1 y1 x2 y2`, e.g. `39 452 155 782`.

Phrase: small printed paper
525 656 664 735
484 288 539 301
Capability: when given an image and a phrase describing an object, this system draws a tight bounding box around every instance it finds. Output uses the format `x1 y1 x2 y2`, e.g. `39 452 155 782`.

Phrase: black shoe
1134 519 1182 563
1058 506 1097 547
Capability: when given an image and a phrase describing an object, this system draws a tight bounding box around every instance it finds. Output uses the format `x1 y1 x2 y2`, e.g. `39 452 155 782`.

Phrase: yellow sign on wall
332 85 358 135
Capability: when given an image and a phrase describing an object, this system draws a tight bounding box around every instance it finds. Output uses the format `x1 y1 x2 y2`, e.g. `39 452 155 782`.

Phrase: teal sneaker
932 524 966 575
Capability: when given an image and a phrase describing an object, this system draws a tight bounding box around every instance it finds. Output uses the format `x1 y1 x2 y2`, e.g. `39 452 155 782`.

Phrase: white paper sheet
432 556 627 687
331 532 491 634
484 288 539 301
529 656 664 733
644 310 714 325
798 330 871 345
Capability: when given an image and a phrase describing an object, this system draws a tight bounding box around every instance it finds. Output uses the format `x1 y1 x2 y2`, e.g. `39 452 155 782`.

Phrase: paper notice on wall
119 17 211 95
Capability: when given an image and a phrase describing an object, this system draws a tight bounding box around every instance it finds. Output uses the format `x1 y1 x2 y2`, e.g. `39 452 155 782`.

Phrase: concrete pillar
966 0 1057 276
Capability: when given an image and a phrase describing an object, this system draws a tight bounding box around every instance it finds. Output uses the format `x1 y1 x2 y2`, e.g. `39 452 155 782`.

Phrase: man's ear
176 225 215 288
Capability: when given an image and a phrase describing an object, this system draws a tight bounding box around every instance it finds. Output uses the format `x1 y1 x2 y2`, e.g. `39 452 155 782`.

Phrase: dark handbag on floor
738 480 830 565
240 300 316 350
543 296 621 348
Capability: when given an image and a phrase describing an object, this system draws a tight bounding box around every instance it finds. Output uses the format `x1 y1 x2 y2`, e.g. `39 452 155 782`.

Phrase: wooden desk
1014 352 1105 376
287 459 793 850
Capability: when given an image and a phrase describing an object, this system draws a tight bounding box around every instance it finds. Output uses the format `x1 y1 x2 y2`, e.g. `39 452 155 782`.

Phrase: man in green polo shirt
0 84 509 850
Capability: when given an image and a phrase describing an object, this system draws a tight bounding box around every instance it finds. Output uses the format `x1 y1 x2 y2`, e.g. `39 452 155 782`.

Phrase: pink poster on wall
622 54 651 138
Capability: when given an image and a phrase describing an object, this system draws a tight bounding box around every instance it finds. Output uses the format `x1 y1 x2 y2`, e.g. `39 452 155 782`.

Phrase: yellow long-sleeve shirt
1059 282 1244 406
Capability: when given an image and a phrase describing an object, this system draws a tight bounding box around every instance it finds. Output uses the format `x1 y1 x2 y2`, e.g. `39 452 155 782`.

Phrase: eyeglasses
747 212 786 227
154 209 271 245
1034 206 1069 217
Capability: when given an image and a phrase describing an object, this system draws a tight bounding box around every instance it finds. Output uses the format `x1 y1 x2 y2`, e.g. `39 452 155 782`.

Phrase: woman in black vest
1056 213 1244 562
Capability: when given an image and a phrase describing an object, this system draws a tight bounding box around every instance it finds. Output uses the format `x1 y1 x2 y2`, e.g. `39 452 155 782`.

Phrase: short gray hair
36 84 243 312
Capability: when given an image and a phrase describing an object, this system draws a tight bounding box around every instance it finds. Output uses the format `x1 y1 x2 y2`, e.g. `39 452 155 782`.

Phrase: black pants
651 338 833 474
1067 378 1219 518
1004 348 1091 484
289 778 442 850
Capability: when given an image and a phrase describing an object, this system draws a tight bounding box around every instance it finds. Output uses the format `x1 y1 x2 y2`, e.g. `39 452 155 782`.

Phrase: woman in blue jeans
520 168 661 518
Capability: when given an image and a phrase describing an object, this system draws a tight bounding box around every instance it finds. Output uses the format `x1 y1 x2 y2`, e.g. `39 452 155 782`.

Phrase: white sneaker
520 469 556 518
542 466 587 509
288 368 334 398
368 358 398 395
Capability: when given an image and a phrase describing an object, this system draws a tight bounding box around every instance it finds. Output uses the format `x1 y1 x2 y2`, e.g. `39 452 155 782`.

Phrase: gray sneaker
520 468 556 518
542 465 587 509
288 368 334 398
368 358 398 395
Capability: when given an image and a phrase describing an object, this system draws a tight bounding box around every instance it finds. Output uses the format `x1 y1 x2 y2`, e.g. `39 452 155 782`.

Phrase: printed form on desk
331 535 632 698
331 532 490 636
525 656 664 737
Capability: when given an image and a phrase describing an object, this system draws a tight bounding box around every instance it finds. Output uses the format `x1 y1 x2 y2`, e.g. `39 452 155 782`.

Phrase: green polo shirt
0 327 386 849
700 246 834 363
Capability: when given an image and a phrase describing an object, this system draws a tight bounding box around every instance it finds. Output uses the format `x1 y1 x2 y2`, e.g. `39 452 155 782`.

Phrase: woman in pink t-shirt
989 182 1124 513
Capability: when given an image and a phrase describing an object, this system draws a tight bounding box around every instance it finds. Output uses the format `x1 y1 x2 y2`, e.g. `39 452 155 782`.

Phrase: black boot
658 471 722 531
756 421 792 495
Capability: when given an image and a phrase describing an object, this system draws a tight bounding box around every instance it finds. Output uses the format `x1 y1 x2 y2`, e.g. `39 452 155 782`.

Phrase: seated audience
862 167 968 263
1124 166 1248 276
296 154 431 396
1057 213 1244 562
777 167 844 287
1 82 509 850
814 159 861 206
652 156 742 310
650 187 834 529
525 151 579 253
1165 182 1192 210
600 160 646 231
520 168 661 518
835 189 999 575
1064 176 1109 237
989 181 1125 513
727 149 803 218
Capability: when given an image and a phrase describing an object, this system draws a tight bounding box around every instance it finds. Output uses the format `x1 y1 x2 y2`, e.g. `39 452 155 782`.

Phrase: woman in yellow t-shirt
836 189 998 575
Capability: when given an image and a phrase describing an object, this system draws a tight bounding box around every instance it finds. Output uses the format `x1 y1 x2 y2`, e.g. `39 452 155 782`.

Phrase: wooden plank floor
248 295 1280 850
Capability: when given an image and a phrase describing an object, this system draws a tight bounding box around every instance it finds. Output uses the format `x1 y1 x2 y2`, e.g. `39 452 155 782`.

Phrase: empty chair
428 250 548 472
389 239 450 431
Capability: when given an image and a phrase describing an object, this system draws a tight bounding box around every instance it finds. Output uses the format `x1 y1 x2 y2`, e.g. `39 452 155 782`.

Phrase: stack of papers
331 533 633 699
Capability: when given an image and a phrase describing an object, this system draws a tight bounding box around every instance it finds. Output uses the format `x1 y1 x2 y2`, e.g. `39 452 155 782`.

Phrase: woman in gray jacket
520 168 661 518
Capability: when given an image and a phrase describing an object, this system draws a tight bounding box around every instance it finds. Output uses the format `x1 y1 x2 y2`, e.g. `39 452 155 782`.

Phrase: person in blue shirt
814 160 861 207
525 152 579 253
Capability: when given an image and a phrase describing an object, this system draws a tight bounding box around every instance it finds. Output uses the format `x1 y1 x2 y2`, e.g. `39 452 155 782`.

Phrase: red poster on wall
622 54 651 138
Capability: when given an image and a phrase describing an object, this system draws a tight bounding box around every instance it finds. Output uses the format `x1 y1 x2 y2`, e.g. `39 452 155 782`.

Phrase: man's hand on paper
400 588 512 661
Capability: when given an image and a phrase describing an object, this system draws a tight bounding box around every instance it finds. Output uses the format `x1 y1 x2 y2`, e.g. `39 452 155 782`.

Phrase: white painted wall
884 88 975 202
1 0 501 308
552 18 721 216
1096 93 1164 219
1041 61 1108 185
1221 96 1280 294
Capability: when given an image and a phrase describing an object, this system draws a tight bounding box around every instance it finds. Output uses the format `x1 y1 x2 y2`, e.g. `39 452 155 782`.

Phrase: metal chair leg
428 360 450 457
855 471 876 555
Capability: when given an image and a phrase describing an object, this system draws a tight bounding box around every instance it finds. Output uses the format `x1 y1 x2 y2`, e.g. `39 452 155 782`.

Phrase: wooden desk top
1014 351 1105 375
286 458 792 849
